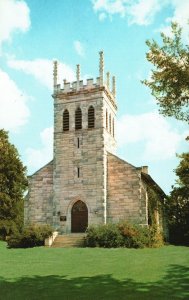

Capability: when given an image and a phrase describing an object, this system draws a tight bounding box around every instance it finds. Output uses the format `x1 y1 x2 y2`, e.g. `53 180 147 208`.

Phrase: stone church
25 52 166 234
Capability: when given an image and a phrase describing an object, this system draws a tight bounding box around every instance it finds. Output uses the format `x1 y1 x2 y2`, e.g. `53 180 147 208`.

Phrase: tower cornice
52 85 117 110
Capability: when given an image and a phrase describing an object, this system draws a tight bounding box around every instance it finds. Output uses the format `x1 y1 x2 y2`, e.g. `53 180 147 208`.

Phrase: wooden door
71 201 88 233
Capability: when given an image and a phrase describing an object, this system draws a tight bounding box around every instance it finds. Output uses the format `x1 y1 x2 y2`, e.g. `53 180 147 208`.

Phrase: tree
143 22 189 123
166 153 189 245
0 129 28 238
143 23 189 244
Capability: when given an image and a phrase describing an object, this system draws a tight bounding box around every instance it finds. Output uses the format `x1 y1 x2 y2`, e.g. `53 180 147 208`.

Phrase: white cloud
92 0 189 29
26 127 53 172
170 0 189 28
117 112 188 161
0 0 30 49
99 12 107 21
0 68 30 131
92 0 127 19
128 0 162 26
159 0 189 41
7 58 75 90
74 40 85 57
92 0 166 24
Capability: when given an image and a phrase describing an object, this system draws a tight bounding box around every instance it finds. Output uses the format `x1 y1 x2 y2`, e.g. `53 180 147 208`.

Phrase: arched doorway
71 200 88 233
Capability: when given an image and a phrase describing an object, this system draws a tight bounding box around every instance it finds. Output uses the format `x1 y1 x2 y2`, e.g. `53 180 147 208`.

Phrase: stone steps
51 233 86 248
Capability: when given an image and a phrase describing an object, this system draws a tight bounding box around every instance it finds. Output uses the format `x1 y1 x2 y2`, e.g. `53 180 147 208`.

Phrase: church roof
141 172 166 198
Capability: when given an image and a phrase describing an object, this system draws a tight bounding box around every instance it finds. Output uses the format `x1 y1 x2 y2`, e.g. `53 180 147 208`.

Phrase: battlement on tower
52 51 117 109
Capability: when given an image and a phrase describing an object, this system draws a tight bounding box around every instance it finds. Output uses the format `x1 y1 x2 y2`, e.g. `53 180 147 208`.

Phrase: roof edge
107 152 138 170
141 172 166 198
27 160 53 178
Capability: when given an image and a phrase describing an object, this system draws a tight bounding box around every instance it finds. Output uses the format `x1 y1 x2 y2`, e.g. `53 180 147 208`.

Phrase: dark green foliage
0 129 27 239
7 224 53 248
85 222 164 248
175 152 189 186
143 24 189 244
143 22 189 123
166 153 189 245
148 225 165 248
118 222 150 248
147 187 160 226
85 224 124 248
0 219 20 240
119 222 163 248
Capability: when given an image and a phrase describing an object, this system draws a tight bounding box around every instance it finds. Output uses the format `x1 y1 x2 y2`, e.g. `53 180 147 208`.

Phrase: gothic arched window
63 109 69 131
75 107 82 130
88 106 95 128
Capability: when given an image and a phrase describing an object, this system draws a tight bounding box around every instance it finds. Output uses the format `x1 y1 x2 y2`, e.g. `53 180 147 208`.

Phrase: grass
0 241 189 300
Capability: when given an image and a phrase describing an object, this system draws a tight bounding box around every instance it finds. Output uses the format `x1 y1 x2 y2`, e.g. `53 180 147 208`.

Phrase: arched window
109 114 111 134
75 107 82 130
106 109 108 129
63 109 69 131
88 106 95 128
112 118 115 137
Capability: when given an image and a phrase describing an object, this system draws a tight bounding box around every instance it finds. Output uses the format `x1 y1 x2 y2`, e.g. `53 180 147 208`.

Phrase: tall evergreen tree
0 129 27 238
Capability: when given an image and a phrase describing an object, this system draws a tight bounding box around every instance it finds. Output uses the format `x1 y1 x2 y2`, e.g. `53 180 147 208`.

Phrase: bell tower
52 52 117 233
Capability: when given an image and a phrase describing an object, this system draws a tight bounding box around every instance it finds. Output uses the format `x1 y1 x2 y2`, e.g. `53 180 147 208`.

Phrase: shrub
7 224 53 248
148 225 164 248
85 224 124 248
85 222 164 249
0 220 20 241
118 222 151 248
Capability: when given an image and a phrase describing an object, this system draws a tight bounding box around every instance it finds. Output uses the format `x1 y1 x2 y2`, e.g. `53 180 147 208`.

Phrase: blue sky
0 0 188 194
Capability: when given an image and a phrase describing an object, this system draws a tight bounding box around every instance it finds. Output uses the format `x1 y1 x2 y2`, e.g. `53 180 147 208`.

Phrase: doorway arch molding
71 200 88 232
65 197 90 233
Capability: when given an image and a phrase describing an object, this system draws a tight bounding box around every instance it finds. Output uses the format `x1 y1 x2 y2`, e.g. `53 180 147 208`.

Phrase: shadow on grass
0 264 189 300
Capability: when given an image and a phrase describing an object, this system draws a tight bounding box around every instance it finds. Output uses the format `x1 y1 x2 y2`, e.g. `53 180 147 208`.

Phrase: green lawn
0 241 188 300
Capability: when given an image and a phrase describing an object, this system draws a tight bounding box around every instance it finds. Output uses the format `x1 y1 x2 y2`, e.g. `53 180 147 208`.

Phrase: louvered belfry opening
109 114 111 134
75 107 82 130
106 109 108 129
112 118 115 137
63 109 69 131
88 106 95 128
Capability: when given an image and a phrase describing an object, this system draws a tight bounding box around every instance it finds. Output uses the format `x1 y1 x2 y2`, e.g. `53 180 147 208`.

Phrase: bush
0 220 20 241
0 199 24 241
85 222 164 249
85 224 124 248
118 222 150 248
149 225 164 248
7 224 53 248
